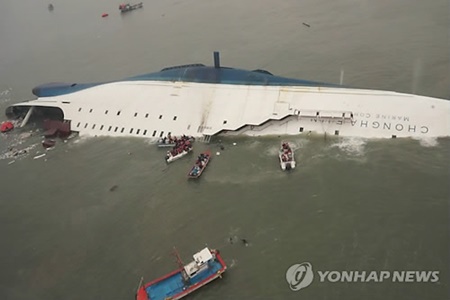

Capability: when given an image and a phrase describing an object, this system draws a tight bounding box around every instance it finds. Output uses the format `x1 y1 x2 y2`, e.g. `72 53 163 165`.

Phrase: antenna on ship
213 51 220 68
172 247 184 269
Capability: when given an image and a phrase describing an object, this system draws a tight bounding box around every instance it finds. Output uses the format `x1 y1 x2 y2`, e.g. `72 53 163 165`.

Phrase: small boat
279 142 296 170
165 146 193 163
157 135 194 148
188 150 211 178
136 247 226 300
119 2 143 13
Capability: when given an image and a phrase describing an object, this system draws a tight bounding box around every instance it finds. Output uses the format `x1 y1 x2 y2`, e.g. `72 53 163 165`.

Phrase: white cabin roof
193 247 213 264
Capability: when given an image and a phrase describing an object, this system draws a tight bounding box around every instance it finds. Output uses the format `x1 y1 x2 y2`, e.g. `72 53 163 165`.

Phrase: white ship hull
6 54 450 141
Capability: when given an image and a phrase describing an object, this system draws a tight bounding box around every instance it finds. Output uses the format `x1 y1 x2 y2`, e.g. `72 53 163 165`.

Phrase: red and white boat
136 247 226 300
279 142 296 170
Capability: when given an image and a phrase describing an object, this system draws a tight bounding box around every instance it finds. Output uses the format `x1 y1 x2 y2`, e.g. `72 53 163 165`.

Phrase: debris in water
241 239 249 246
109 185 119 192
233 142 237 146
33 153 46 160
302 22 310 27
216 152 220 156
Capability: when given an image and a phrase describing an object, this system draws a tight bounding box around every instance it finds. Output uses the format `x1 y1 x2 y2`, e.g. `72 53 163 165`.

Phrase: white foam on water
414 137 439 148
70 134 94 146
329 137 368 157
0 88 12 104
0 143 38 161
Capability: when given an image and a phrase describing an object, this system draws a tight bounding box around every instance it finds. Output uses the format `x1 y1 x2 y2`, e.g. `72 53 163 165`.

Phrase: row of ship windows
77 108 177 120
75 122 169 137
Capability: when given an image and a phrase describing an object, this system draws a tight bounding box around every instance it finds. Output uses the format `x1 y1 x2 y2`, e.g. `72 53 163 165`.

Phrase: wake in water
0 88 12 104
413 137 439 148
329 137 368 156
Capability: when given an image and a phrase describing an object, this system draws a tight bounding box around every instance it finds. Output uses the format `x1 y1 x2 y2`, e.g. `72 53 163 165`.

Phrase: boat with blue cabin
136 247 226 300
188 150 211 178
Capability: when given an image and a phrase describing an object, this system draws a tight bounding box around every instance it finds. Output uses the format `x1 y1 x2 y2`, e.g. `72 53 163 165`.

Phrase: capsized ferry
136 247 226 300
5 52 450 140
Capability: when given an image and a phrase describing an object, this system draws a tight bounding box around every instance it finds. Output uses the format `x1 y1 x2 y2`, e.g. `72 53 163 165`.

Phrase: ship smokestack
213 51 220 68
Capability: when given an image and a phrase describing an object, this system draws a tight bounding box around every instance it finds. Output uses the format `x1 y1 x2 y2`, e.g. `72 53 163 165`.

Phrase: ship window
223 120 227 124
121 127 125 133
334 130 339 136
92 124 96 129
89 109 93 113
117 111 121 116
299 127 304 132
100 125 104 130
136 129 140 135
152 130 157 137
392 135 397 139
173 116 177 121
145 113 149 118
143 130 147 135
114 127 118 132
130 128 134 134
78 108 82 112
105 110 108 115
108 126 112 131
168 132 171 136
134 113 138 117
77 122 81 127
187 125 191 130
159 131 164 137
159 115 163 119
316 112 319 116
84 123 88 128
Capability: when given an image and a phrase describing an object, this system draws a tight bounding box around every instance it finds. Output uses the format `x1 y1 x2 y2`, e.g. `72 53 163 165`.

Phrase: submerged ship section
4 52 450 141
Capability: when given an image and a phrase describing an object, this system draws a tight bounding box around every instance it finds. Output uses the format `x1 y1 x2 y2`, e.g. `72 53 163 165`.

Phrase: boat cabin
183 247 213 278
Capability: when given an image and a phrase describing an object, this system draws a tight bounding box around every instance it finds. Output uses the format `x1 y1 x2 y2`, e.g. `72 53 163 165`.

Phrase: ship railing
294 109 354 121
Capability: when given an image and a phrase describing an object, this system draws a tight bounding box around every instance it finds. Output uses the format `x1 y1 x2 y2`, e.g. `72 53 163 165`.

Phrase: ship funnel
213 51 220 68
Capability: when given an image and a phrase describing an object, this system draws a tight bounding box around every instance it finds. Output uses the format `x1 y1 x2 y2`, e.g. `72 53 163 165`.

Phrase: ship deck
146 259 223 300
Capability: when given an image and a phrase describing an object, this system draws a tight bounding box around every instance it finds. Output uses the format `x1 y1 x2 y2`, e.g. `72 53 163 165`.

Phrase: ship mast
172 247 184 269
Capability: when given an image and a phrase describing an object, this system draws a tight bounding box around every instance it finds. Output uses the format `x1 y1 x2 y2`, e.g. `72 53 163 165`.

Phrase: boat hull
188 151 211 178
6 61 450 140
137 249 226 300
165 148 192 163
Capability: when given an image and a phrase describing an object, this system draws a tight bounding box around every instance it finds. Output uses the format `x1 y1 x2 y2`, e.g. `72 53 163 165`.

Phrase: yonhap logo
285 262 314 291
286 262 440 292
